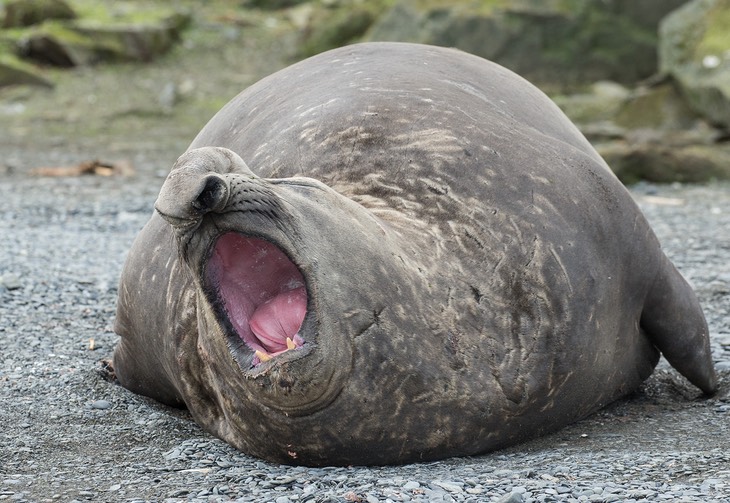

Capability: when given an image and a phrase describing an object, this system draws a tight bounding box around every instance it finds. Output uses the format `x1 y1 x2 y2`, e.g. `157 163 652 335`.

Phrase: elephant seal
112 42 717 466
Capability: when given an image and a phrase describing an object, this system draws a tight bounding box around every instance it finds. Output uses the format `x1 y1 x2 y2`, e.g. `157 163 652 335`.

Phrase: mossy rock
70 11 190 63
659 0 730 71
614 81 700 130
553 81 630 124
2 0 76 28
10 8 190 66
15 21 110 66
0 52 53 87
607 0 688 29
599 141 730 184
659 0 730 128
366 0 686 90
676 67 730 128
296 1 391 58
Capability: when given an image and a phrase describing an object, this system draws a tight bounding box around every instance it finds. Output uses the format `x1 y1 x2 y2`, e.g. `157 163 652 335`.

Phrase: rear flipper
640 254 718 395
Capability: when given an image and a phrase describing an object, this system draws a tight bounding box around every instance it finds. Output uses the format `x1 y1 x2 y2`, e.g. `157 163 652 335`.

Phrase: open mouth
206 232 307 365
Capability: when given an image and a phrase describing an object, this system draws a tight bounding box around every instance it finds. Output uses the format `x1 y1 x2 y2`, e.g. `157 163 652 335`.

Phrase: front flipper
640 254 718 395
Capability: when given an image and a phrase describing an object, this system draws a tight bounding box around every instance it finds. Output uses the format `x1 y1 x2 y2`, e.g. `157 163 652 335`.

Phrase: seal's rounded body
113 43 716 466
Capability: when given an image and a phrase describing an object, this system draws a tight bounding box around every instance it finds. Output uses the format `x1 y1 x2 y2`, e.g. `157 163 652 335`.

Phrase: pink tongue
249 286 307 354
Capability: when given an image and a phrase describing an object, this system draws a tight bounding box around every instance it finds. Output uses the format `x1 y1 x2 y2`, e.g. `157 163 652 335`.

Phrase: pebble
90 400 112 410
497 492 525 503
432 481 464 493
0 274 21 290
714 361 730 371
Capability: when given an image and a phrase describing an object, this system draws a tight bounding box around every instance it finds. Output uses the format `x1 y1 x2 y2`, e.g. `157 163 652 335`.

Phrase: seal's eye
206 233 306 364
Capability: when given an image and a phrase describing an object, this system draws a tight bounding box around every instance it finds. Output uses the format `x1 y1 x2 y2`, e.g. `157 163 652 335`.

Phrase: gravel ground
0 155 729 503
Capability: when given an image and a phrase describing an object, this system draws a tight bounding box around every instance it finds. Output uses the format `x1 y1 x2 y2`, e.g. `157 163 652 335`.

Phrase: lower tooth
255 350 272 362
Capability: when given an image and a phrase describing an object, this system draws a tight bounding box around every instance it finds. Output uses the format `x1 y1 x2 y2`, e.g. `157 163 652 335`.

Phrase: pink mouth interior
207 233 307 363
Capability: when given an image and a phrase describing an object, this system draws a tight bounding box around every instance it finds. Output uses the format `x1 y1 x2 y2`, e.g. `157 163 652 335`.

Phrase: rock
598 140 730 183
578 122 629 143
16 23 101 67
610 0 689 28
2 0 76 28
13 8 191 67
659 0 730 128
0 53 53 87
554 81 631 125
366 0 688 90
0 273 22 290
69 12 190 63
296 1 384 57
614 81 701 131
716 361 730 372
432 481 464 493
286 3 315 30
90 400 112 410
496 491 525 503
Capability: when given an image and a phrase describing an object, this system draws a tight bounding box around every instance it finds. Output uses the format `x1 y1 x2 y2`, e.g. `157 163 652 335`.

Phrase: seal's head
153 146 406 421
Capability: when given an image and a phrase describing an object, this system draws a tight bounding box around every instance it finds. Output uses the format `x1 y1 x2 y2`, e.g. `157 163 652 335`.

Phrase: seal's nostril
192 174 230 214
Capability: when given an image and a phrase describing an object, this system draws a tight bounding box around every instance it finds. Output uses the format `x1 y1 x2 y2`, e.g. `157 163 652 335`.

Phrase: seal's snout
155 146 285 230
154 147 245 226
155 172 231 227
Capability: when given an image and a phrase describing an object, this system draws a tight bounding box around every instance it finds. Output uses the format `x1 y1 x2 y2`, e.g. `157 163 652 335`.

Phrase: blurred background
1 0 729 184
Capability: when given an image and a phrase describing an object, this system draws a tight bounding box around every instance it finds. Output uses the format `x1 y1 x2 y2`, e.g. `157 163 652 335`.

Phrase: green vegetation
696 0 730 60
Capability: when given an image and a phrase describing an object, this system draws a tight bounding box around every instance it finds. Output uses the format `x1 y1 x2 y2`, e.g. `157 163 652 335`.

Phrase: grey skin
113 42 717 466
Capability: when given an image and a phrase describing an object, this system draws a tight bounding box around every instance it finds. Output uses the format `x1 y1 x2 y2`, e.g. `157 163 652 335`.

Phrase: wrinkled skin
113 43 717 466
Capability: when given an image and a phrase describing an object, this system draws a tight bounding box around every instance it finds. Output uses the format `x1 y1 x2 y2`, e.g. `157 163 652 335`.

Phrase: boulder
560 78 729 184
614 81 700 131
298 9 377 57
552 80 706 143
14 11 190 66
552 74 729 183
0 52 53 87
553 81 631 125
659 0 730 128
366 0 689 90
598 137 730 184
608 0 689 28
69 13 190 63
2 0 76 28
15 23 102 66
293 1 387 57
